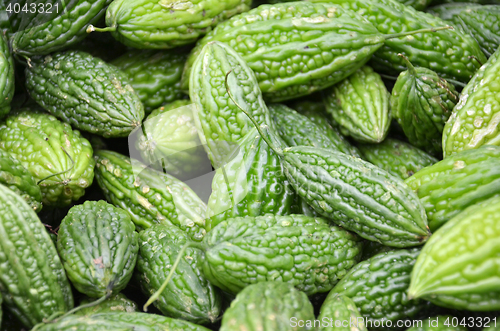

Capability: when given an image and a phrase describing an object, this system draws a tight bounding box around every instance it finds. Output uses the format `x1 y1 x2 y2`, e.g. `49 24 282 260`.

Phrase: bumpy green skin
94 150 207 241
221 281 315 331
328 248 424 330
136 100 209 181
206 128 295 230
0 149 42 212
137 225 222 324
189 41 275 167
428 4 500 57
57 200 139 298
442 47 500 157
313 0 486 83
406 316 467 331
358 139 438 180
111 49 188 113
270 104 360 157
104 0 251 49
0 109 95 207
76 294 138 315
183 2 385 101
400 0 432 10
0 33 14 119
25 51 145 138
10 0 110 56
318 294 367 331
324 66 390 143
0 184 73 328
406 145 500 231
282 146 430 247
202 214 363 295
298 108 362 158
36 312 213 331
391 63 459 154
409 195 500 310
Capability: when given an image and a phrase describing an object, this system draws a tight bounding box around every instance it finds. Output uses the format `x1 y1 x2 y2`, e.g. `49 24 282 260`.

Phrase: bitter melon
311 0 486 83
358 138 438 180
282 146 430 247
202 214 363 295
0 109 95 207
406 145 500 230
0 149 42 212
391 56 459 154
135 100 210 181
296 107 362 158
57 200 139 298
10 0 110 56
318 294 367 331
270 104 361 156
111 49 189 113
324 66 390 143
0 33 13 119
75 294 138 315
137 225 222 324
95 0 251 49
409 195 500 310
25 51 145 138
94 150 207 240
183 2 391 101
428 4 500 57
220 281 315 331
189 41 275 167
35 312 213 331
328 248 424 330
0 184 73 328
206 128 295 230
442 47 500 157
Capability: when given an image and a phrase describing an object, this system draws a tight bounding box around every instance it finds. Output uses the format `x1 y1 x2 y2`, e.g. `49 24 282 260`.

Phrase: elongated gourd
202 214 363 295
408 195 500 310
220 281 315 331
406 145 500 231
391 57 459 154
94 150 207 240
309 0 486 83
96 0 251 49
35 312 213 331
0 109 95 207
189 41 275 167
10 0 111 56
317 294 367 331
111 49 189 113
0 184 73 328
75 294 138 315
323 66 390 143
25 51 145 138
136 225 222 323
57 200 139 298
358 138 438 180
442 47 500 157
327 248 424 329
134 100 210 181
206 128 296 230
